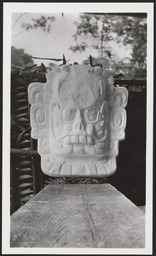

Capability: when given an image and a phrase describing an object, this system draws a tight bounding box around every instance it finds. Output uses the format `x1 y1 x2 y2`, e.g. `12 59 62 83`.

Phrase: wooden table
10 184 145 248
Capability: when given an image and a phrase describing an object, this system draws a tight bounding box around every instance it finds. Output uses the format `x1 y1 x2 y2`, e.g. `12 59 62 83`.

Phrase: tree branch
12 13 27 30
12 29 27 37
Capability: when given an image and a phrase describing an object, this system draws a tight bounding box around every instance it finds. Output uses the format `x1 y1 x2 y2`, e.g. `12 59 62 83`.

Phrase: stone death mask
28 65 128 177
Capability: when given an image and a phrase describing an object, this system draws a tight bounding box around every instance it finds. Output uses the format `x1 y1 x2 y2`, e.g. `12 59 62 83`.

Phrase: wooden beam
10 183 145 248
84 13 147 18
11 148 39 157
114 79 146 87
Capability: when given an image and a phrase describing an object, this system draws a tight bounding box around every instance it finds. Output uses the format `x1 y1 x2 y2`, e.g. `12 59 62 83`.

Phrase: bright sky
11 12 132 66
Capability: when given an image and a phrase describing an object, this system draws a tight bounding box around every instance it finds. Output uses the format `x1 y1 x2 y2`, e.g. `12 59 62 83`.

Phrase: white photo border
2 2 154 255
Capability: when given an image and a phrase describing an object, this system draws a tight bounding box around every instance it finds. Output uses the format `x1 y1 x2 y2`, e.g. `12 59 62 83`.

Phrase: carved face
29 64 128 176
50 65 108 160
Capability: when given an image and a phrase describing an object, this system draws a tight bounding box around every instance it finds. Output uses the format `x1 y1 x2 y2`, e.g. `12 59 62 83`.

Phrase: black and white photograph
2 2 153 254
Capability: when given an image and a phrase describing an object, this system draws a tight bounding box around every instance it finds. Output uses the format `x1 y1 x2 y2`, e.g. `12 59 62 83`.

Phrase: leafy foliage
70 14 115 55
113 16 147 72
21 15 55 33
70 14 147 79
11 46 34 66
13 13 146 79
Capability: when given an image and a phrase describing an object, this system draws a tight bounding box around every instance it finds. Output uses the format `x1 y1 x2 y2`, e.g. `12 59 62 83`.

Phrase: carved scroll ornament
28 64 128 177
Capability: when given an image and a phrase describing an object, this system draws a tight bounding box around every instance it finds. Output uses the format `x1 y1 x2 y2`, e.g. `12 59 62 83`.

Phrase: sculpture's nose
75 122 83 131
73 109 84 132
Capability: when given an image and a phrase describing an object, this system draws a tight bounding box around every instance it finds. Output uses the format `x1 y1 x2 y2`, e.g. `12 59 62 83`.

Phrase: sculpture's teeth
71 135 79 144
64 135 94 145
79 135 86 144
87 136 93 145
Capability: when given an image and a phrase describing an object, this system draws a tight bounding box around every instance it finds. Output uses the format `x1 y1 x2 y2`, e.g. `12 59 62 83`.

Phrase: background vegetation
11 13 147 79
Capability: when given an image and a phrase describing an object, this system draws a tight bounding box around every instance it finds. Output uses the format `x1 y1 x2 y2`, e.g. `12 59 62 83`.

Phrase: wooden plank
11 148 39 157
10 184 145 248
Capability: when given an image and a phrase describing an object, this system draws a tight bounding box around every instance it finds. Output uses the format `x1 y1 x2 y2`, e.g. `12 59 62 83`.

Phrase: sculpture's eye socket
85 106 98 123
62 108 75 122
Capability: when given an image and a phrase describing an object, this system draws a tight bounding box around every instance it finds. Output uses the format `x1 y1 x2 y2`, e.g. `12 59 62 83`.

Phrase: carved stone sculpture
28 64 128 177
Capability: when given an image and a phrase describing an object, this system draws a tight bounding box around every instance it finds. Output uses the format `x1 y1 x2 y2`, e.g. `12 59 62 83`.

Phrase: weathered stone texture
28 65 128 176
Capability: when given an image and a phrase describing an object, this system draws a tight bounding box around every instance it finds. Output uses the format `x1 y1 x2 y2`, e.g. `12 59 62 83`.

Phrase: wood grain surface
10 184 145 248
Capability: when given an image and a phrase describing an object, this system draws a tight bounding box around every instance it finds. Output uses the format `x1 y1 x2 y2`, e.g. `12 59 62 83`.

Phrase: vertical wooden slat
10 155 20 214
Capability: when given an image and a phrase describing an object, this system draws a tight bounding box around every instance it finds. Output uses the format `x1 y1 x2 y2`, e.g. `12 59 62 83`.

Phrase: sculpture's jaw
41 154 116 177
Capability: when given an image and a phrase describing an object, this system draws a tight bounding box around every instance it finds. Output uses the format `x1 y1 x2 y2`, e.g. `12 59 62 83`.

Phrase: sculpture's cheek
94 120 106 139
86 124 94 136
50 144 73 156
51 105 64 138
62 124 73 136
